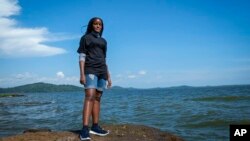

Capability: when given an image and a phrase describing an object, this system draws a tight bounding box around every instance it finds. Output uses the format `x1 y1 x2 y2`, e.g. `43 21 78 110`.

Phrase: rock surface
0 124 184 141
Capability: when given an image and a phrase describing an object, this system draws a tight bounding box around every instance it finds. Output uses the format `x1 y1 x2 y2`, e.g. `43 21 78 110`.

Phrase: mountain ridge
0 82 250 93
0 82 82 93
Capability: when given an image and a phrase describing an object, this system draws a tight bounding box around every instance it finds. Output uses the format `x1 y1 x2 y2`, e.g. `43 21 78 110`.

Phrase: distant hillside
0 82 83 93
0 82 249 93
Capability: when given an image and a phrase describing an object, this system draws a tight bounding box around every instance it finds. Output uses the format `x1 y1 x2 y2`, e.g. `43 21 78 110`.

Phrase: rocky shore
0 124 184 141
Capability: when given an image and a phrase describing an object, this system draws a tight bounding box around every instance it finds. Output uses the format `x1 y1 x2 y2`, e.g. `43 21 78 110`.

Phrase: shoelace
96 126 106 133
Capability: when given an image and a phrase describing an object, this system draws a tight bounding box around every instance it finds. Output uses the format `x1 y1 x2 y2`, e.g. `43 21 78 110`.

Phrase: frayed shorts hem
83 74 106 91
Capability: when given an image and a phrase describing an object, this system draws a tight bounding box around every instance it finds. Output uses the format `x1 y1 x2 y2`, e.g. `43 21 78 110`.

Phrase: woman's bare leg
92 90 102 124
82 88 96 126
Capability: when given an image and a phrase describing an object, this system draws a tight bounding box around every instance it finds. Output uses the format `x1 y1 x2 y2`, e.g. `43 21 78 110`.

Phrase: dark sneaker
79 127 91 140
90 125 109 136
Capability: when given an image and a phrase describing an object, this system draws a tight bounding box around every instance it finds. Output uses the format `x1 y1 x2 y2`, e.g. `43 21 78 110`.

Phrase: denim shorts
84 74 107 91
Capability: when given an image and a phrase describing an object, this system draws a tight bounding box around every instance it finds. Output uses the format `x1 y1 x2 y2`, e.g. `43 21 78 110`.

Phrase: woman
77 17 112 140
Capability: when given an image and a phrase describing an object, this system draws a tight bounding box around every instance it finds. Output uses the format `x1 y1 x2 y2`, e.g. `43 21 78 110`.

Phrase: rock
23 129 52 133
0 124 184 141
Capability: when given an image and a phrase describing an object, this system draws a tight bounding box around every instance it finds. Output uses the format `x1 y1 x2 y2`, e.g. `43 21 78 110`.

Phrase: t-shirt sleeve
77 36 87 54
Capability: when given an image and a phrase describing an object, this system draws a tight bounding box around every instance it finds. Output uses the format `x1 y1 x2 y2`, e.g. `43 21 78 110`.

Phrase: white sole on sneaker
89 130 109 136
79 135 91 140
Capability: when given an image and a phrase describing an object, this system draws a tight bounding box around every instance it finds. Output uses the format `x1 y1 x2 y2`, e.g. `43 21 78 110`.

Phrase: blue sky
0 0 250 88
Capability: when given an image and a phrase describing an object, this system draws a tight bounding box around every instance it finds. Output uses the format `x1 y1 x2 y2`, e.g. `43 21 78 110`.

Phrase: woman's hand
107 77 112 89
80 75 86 85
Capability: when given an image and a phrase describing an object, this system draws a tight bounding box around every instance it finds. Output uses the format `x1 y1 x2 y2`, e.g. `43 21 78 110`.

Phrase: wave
181 119 250 128
0 101 53 107
192 96 250 102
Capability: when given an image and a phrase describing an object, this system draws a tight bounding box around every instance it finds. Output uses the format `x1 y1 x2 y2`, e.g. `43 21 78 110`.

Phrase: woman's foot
79 126 91 140
89 124 109 136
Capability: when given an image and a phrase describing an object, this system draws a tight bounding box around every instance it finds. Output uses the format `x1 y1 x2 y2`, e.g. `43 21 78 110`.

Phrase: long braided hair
85 17 104 37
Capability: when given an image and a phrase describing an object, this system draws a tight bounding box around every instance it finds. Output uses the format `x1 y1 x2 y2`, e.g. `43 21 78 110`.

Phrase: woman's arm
106 65 112 88
79 53 86 85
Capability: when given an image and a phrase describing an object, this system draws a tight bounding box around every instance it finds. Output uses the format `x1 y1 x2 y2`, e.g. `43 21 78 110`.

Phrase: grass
0 93 24 98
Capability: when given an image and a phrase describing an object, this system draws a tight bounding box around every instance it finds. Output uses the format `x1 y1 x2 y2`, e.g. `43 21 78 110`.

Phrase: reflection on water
0 86 250 141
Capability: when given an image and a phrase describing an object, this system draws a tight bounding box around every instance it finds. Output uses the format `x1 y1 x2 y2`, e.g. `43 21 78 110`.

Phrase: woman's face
92 19 102 33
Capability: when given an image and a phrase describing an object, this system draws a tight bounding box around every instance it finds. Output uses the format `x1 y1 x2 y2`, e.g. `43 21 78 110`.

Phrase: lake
0 85 250 141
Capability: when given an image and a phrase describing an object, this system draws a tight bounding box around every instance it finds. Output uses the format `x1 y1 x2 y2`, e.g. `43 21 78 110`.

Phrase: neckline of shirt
91 31 100 38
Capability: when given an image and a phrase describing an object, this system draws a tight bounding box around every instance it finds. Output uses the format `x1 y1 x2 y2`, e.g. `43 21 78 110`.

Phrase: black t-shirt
77 32 108 80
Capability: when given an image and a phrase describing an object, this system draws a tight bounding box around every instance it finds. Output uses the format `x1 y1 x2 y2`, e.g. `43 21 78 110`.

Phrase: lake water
0 85 250 141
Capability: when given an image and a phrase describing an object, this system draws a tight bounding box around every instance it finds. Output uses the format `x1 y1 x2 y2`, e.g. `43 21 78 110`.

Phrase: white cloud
128 75 136 79
0 0 20 17
1 67 250 88
0 72 79 87
112 70 147 83
115 74 121 77
126 70 147 79
0 0 72 58
138 70 147 75
110 67 250 88
56 71 65 79
15 72 35 79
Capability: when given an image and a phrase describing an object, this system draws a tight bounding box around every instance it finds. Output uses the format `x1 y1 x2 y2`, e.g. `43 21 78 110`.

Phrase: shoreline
0 124 184 141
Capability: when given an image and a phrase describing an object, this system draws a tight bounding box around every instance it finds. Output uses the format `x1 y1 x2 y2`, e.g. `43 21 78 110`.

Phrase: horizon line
1 82 250 89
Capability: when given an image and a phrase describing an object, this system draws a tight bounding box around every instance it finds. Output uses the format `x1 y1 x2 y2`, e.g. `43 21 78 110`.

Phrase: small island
0 93 24 98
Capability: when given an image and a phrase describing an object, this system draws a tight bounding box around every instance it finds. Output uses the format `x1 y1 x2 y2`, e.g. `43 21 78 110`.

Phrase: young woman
77 17 112 140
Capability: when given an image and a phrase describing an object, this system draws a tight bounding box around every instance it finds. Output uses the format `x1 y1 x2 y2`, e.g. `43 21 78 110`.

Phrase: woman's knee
85 89 96 101
95 90 103 102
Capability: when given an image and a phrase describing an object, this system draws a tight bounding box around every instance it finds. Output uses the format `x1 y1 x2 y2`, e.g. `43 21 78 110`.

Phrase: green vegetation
0 82 83 93
0 93 24 98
